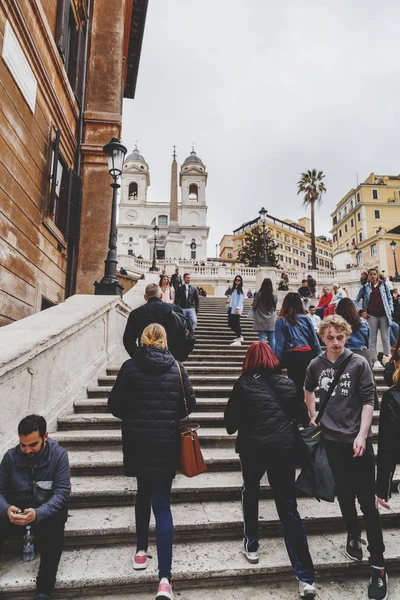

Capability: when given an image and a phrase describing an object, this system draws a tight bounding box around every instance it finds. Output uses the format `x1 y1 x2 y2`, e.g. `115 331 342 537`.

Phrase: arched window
189 184 198 200
129 182 138 198
151 215 169 227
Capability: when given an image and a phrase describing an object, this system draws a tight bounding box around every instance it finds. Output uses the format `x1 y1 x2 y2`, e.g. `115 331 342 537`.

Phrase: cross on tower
173 145 177 160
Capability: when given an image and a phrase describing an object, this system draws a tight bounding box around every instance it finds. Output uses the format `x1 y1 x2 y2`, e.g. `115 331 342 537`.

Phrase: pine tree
238 225 280 268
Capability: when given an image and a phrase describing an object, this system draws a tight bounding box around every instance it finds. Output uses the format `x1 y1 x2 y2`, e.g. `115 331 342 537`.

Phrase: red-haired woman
224 342 316 598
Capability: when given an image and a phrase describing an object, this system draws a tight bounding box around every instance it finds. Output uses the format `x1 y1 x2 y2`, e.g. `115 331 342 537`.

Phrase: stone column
75 0 127 294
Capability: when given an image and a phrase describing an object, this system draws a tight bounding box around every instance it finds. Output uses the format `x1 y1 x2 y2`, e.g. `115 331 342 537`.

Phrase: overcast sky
122 0 400 256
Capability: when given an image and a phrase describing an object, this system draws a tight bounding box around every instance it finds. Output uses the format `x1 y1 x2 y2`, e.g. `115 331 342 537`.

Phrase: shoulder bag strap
175 360 189 419
316 353 353 424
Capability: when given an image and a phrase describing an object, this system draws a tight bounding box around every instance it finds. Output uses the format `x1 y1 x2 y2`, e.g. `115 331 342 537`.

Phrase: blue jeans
390 321 399 346
182 308 197 331
240 452 315 584
258 330 275 351
135 478 173 581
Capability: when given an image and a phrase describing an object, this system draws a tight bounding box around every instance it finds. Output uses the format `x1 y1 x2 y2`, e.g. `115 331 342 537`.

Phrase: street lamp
94 137 127 296
258 206 271 267
390 240 400 281
149 224 159 272
215 243 218 261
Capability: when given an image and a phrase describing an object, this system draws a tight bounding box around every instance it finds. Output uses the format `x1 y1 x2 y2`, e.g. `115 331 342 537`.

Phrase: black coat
175 284 199 312
224 373 297 455
108 347 196 479
123 297 184 359
377 384 400 500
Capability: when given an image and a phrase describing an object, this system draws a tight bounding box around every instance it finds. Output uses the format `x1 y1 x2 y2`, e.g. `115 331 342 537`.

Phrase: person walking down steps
228 275 245 346
108 323 196 600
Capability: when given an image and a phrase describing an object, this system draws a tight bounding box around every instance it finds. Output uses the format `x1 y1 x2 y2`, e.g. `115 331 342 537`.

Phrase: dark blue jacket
274 314 322 363
0 438 70 522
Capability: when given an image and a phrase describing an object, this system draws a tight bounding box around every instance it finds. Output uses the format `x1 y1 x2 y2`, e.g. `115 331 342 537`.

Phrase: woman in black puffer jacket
224 342 316 598
108 323 195 600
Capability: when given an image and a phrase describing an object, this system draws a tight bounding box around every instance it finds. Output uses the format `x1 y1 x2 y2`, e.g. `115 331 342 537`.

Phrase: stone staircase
1 297 400 599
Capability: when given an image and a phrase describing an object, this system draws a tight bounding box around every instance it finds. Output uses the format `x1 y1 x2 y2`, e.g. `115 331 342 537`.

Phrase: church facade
117 148 210 261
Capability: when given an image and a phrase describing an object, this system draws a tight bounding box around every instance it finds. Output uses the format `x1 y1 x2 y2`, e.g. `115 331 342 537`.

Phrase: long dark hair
279 292 305 325
254 278 276 312
335 298 362 332
232 275 243 295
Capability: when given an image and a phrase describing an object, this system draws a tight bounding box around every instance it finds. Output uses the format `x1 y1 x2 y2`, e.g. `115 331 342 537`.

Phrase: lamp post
390 240 400 281
94 137 127 296
258 206 271 267
149 224 159 272
215 243 218 261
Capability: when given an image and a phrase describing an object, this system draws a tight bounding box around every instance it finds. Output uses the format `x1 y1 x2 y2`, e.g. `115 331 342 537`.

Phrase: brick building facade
0 0 148 326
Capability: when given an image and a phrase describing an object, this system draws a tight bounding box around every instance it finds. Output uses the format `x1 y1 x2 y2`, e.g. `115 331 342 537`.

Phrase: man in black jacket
170 268 182 292
175 273 199 331
123 283 185 359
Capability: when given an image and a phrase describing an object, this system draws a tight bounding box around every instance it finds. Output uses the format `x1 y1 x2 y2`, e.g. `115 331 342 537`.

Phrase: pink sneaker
132 550 147 570
155 578 173 599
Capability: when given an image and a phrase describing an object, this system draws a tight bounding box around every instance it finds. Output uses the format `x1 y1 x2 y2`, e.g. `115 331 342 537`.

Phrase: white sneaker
242 547 259 564
299 581 316 597
230 339 242 346
239 336 244 342
373 360 384 369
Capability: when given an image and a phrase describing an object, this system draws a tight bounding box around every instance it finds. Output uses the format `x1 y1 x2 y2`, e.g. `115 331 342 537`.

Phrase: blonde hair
141 323 167 349
393 364 400 386
318 315 352 338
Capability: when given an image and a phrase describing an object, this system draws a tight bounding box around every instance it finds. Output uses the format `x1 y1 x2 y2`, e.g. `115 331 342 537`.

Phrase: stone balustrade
0 282 151 455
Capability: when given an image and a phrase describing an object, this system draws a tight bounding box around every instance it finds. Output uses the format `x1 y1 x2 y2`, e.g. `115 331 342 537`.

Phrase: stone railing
0 281 150 455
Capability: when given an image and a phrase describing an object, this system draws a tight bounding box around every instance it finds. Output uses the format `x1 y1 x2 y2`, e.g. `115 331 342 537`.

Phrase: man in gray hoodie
0 414 70 600
304 315 387 600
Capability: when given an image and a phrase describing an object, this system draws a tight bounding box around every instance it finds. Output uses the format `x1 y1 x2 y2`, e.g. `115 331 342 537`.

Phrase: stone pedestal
255 267 278 292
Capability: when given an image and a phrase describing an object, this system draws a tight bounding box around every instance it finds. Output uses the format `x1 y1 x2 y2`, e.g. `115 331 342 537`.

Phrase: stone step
57 576 400 600
2 530 400 598
67 447 240 475
52 428 235 450
61 412 382 433
48 455 400 508
87 384 387 400
51 495 400 547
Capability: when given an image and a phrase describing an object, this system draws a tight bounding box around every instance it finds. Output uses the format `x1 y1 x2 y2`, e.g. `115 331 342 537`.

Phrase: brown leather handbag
176 361 207 477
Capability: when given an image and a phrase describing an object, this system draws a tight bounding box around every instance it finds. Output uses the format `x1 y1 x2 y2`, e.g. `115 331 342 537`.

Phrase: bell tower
180 149 207 206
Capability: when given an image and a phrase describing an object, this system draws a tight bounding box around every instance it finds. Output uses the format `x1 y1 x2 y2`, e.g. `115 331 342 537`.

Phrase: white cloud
122 0 400 251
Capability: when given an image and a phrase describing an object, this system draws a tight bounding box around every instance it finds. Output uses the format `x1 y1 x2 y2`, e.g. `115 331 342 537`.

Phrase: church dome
183 150 204 165
125 147 146 163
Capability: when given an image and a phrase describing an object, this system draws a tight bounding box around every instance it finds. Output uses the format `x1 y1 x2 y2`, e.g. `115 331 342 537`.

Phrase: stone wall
0 281 149 455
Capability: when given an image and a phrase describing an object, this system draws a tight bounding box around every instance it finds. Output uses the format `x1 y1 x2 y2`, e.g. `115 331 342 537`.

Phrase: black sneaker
368 567 388 600
346 533 363 561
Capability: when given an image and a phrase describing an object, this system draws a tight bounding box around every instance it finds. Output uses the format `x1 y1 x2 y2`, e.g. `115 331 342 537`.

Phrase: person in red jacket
315 286 333 319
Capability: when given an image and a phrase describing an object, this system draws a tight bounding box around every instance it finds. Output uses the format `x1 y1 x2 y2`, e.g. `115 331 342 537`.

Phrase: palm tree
297 169 327 270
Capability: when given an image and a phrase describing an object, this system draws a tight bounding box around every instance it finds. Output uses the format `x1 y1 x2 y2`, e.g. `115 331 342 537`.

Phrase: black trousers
240 451 315 584
0 509 67 594
324 439 385 566
284 350 315 427
228 313 242 338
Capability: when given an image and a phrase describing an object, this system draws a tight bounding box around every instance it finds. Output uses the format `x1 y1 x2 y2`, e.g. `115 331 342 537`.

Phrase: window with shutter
56 0 72 62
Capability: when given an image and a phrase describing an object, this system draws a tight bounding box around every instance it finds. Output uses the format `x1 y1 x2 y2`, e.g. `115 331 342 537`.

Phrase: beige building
231 214 333 271
330 173 400 274
219 235 234 262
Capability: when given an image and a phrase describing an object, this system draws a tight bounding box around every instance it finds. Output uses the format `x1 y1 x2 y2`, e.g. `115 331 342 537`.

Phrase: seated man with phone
0 414 71 600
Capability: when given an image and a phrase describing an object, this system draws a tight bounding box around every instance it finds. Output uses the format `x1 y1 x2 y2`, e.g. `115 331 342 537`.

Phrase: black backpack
160 304 195 362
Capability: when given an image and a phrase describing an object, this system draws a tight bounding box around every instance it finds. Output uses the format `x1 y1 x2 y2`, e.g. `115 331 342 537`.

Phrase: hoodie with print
305 348 375 443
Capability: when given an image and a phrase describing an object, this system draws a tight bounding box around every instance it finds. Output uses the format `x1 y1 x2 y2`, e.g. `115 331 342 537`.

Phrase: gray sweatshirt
305 348 375 443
